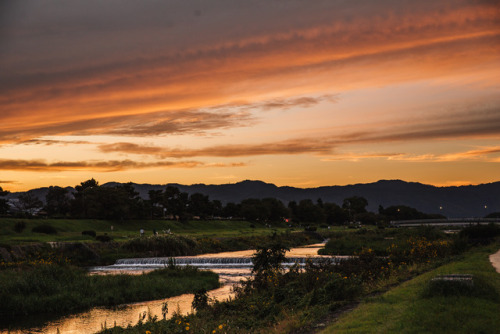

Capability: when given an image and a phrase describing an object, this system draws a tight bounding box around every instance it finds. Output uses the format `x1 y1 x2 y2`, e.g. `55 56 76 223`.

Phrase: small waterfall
97 256 339 270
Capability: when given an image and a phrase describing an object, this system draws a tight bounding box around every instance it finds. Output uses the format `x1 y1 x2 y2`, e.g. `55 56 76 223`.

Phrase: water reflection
1 244 324 334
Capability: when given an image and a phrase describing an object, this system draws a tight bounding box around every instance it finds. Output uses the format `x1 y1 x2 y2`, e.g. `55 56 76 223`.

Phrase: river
2 244 327 334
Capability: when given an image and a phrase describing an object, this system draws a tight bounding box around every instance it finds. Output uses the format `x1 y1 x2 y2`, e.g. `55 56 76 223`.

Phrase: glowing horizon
1 0 499 192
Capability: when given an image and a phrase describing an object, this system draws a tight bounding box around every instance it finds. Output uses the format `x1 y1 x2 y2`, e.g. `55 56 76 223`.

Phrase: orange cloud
0 94 339 143
0 159 247 172
97 106 500 159
321 146 500 163
99 140 334 158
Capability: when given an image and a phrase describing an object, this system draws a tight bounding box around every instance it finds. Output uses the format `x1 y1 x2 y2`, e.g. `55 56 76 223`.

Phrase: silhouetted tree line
1 179 450 224
0 187 9 215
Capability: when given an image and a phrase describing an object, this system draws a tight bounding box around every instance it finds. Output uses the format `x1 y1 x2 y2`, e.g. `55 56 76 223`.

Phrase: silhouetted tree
15 192 43 216
45 186 71 217
148 189 164 218
261 198 289 222
379 205 445 223
485 212 500 219
342 196 368 221
211 200 223 217
71 178 100 218
188 193 211 219
240 198 264 221
0 186 9 214
294 199 324 223
118 183 147 219
323 202 348 225
222 202 240 218
163 186 189 221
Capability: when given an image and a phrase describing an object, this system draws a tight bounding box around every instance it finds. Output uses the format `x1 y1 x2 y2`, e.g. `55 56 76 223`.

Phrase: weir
94 255 339 271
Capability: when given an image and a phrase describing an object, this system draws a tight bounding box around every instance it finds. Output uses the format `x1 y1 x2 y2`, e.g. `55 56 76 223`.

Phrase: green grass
0 218 292 245
0 218 326 266
321 243 500 334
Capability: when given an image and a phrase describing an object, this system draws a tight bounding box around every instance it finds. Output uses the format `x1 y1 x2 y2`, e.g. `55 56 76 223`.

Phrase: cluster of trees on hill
0 179 456 226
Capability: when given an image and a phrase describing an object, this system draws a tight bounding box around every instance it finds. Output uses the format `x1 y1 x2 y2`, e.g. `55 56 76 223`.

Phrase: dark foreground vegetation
0 263 219 328
97 224 499 333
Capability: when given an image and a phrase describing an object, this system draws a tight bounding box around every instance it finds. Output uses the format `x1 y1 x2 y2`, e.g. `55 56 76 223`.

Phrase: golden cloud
97 106 500 159
0 159 247 172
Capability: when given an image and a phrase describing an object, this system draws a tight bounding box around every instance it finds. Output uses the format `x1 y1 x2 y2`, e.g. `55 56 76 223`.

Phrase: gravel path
489 248 500 274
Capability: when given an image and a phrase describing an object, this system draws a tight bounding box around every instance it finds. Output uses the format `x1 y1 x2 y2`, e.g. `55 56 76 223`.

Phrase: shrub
32 224 57 234
192 289 209 311
81 230 97 237
304 225 317 232
95 234 112 242
321 274 362 301
459 224 500 244
14 221 26 233
122 235 198 256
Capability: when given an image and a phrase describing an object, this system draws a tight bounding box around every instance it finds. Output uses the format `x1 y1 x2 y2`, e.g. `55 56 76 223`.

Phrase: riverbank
321 243 500 333
0 218 327 266
0 264 219 331
0 218 303 245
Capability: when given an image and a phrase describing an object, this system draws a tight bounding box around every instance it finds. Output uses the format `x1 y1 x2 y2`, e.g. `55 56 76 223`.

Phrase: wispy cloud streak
0 95 337 143
0 159 246 172
98 106 500 158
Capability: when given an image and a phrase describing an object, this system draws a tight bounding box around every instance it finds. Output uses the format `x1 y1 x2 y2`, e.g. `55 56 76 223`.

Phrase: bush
95 234 112 242
459 224 500 244
192 289 209 311
81 230 97 237
122 235 198 256
14 221 26 233
31 224 57 234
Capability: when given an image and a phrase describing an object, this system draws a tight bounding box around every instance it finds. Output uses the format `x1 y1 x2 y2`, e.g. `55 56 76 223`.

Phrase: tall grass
319 226 451 256
0 263 219 322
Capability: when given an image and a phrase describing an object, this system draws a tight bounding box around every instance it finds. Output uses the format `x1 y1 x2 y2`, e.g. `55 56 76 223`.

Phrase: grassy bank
1 219 326 266
322 243 500 333
0 263 219 329
0 218 295 245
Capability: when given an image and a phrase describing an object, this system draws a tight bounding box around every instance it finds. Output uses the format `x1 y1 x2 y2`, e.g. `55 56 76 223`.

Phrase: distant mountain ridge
6 180 500 218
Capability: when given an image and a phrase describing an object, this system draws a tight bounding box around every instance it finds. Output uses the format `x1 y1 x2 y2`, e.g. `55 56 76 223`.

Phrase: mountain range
6 179 500 218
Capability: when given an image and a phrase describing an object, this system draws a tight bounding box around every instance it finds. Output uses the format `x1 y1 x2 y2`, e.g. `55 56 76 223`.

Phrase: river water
2 244 327 334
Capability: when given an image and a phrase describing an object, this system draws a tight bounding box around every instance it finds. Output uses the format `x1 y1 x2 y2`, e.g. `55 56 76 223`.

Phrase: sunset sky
1 0 499 192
